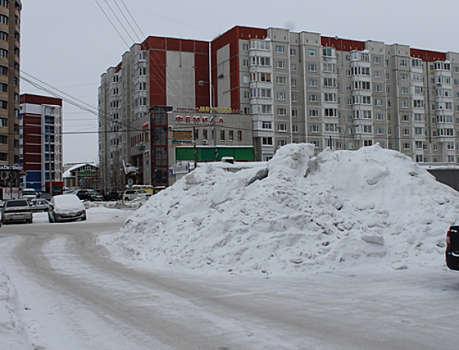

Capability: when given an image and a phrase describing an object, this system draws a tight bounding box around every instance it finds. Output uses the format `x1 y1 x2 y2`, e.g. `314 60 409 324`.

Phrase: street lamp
199 73 223 161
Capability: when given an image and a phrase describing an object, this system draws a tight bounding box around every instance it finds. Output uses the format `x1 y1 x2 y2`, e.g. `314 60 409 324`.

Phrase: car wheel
124 197 130 201
28 218 33 224
48 213 54 223
81 211 87 221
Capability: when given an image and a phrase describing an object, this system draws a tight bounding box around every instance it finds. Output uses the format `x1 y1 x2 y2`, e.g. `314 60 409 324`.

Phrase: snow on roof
63 163 98 178
105 143 459 275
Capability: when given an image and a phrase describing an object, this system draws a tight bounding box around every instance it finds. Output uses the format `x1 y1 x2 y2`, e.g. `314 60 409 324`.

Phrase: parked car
48 194 87 223
75 189 104 202
104 191 122 201
123 189 151 201
446 226 459 270
21 188 37 202
1 199 33 224
29 198 51 213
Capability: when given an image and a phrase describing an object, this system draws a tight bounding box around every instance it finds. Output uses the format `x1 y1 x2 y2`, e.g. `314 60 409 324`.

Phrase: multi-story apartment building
0 0 21 166
98 37 210 190
100 25 459 188
213 26 459 163
20 94 63 192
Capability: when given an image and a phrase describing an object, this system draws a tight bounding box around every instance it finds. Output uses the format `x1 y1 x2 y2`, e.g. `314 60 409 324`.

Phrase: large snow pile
0 271 34 350
104 144 459 274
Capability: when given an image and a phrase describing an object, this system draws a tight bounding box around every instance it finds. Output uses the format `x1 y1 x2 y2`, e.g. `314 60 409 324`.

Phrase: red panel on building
211 26 267 109
321 36 366 52
149 50 167 106
142 36 166 51
195 53 210 108
20 94 62 106
410 48 446 62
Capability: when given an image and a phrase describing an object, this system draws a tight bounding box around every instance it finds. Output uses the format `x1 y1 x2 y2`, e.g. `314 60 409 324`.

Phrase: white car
48 194 87 223
21 188 37 201
123 190 151 201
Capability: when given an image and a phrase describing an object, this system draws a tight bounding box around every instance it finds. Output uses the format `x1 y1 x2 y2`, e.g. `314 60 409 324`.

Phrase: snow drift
104 144 459 274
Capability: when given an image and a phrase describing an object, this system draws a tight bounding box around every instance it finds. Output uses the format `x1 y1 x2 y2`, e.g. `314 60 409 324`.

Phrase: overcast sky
20 0 459 164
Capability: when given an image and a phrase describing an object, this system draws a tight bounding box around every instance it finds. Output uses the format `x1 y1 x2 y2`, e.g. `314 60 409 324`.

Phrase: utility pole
193 126 197 170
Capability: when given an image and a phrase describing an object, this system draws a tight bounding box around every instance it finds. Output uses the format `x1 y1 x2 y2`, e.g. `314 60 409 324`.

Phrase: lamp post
199 73 223 161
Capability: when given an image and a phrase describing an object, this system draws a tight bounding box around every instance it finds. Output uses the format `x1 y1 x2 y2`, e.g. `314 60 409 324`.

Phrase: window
415 127 425 136
292 125 298 133
413 100 424 108
277 92 286 100
323 48 333 57
310 110 319 117
403 143 411 149
323 63 336 73
309 79 317 87
278 123 287 132
0 99 6 109
324 108 337 117
373 56 381 64
414 113 422 122
243 91 250 99
262 137 273 145
309 94 318 102
251 88 272 98
403 128 410 136
0 118 6 127
375 99 382 106
308 49 316 56
276 45 285 54
376 113 383 120
0 31 7 42
291 94 297 102
374 70 381 78
243 59 249 67
402 115 409 122
237 131 242 141
290 48 296 56
277 108 287 116
400 59 408 66
291 79 297 87
324 123 338 132
412 72 422 81
323 93 337 102
251 104 272 114
292 110 298 117
291 64 296 72
277 76 286 85
447 142 455 150
375 85 382 92
310 125 319 133
229 130 233 141
276 61 286 69
0 135 6 144
377 128 384 135
323 78 336 87
242 43 249 51
400 73 408 80
308 64 317 72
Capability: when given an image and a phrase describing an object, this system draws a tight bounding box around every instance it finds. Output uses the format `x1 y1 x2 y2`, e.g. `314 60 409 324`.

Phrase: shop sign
175 115 224 126
172 130 193 146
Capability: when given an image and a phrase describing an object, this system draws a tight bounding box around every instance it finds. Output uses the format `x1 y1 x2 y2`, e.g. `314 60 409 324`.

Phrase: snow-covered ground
0 206 131 350
104 143 457 274
2 143 459 349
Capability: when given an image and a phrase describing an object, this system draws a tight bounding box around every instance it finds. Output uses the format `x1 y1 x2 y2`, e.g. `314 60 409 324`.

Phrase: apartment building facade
20 94 63 192
0 0 21 166
99 25 459 188
98 37 210 190
212 26 459 163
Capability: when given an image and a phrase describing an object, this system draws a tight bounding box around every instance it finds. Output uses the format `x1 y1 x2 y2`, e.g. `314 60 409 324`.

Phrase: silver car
48 194 87 223
1 199 33 224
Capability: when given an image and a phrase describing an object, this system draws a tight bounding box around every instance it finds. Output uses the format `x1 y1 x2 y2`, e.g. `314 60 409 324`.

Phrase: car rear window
6 200 28 207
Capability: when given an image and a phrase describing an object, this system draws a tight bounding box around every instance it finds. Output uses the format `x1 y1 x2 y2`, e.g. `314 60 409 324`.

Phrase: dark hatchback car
75 189 104 202
104 191 122 201
1 199 33 224
446 226 459 270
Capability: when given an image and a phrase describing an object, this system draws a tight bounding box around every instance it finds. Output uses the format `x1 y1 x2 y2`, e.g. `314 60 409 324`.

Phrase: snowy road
1 213 459 349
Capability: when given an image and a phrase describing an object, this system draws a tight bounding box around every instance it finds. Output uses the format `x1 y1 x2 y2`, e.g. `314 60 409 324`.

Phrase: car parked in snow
74 189 104 202
446 226 459 270
122 189 151 201
21 188 37 202
1 199 33 224
104 191 122 201
48 194 87 223
29 198 51 213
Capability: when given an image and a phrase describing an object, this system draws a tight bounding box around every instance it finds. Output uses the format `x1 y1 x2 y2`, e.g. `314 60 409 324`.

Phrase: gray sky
21 0 459 164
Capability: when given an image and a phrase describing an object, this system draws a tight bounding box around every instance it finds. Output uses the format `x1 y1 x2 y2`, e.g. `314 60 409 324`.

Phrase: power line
94 0 130 47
